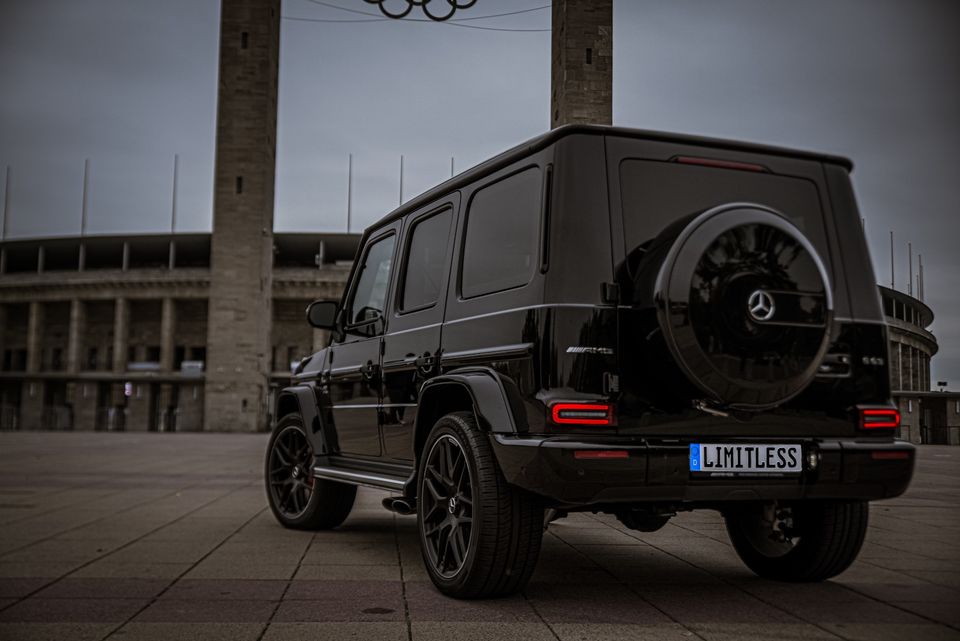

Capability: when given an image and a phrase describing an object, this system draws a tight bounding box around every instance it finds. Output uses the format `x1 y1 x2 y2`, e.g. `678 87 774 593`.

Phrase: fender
417 366 529 436
275 384 333 456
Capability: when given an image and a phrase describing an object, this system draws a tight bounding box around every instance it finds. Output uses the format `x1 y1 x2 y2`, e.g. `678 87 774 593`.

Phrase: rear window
461 167 542 299
619 159 830 274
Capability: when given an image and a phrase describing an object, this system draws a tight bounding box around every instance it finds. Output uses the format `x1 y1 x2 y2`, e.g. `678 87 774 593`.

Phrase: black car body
265 125 914 598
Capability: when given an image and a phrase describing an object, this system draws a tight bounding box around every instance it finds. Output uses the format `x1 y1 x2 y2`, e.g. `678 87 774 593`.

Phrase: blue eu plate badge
689 444 701 471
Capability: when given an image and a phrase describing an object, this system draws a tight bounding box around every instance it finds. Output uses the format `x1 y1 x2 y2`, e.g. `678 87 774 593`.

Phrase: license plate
689 443 802 477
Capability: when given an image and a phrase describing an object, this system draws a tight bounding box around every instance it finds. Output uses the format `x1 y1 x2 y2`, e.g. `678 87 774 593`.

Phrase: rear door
380 196 459 461
604 136 843 316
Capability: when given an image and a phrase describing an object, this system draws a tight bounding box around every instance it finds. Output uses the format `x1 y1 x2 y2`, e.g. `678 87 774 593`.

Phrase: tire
417 411 544 599
725 500 868 582
265 414 356 530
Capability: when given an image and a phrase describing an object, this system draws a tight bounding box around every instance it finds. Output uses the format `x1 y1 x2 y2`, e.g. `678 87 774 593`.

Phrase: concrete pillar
112 298 129 373
20 380 45 430
66 299 85 375
158 384 175 431
178 383 204 432
204 0 281 432
126 382 151 431
0 304 6 370
72 381 98 431
914 349 922 391
312 328 330 354
109 297 131 431
551 0 612 128
26 301 44 373
160 298 175 372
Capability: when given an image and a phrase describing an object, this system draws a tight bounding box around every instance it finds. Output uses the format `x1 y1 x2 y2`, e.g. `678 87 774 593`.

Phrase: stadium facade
0 232 357 432
0 234 956 445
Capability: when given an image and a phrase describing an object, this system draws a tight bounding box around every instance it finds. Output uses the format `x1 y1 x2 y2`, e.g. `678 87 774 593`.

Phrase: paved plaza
0 433 957 641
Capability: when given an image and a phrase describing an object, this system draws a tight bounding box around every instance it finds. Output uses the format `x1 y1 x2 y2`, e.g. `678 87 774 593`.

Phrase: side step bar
312 465 406 492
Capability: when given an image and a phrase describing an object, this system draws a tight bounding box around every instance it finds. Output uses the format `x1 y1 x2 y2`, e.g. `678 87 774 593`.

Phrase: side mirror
306 300 339 330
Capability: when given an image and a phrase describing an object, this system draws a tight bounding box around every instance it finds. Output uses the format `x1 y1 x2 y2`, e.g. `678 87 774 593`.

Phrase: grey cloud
1 0 958 384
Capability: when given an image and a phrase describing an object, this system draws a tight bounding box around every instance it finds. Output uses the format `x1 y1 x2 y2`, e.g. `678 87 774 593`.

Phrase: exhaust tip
381 496 417 516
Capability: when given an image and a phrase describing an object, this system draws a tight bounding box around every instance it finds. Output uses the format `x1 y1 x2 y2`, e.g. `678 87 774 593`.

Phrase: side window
401 208 453 312
461 167 542 299
346 233 396 335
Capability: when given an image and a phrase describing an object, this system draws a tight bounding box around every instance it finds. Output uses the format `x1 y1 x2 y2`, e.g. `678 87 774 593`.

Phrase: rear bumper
490 434 915 508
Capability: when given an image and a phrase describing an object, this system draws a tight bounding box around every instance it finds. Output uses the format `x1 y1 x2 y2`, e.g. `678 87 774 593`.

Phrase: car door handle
414 352 436 374
361 360 377 379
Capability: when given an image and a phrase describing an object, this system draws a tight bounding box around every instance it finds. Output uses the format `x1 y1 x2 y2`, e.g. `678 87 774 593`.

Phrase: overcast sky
1 0 958 384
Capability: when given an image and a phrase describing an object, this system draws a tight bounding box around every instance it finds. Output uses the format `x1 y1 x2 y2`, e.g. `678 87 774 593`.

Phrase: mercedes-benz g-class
264 125 914 599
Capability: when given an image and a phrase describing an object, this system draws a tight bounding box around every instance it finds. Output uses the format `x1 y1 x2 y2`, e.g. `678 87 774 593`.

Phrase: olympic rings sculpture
363 0 478 22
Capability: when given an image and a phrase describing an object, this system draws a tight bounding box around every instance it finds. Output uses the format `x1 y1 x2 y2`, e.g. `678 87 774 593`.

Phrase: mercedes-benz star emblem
747 289 776 322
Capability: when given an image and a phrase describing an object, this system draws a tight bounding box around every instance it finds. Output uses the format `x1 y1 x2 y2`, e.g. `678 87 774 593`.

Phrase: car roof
366 124 854 233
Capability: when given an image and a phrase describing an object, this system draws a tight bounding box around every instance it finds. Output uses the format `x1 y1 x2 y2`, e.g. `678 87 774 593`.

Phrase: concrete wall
895 393 960 445
176 383 204 432
128 300 162 364
1 303 28 371
896 396 920 444
271 299 314 374
72 381 100 432
82 301 116 371
19 381 45 431
126 382 156 432
175 299 208 369
41 302 71 372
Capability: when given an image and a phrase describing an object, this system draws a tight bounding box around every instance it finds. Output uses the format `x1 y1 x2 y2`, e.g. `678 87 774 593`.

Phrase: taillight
859 407 900 429
674 155 768 173
550 402 614 426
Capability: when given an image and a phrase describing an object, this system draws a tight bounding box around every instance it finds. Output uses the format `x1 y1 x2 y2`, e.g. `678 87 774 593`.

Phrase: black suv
265 125 914 599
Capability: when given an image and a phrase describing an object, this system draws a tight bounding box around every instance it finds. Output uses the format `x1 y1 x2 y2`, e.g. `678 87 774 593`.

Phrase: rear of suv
265 125 914 599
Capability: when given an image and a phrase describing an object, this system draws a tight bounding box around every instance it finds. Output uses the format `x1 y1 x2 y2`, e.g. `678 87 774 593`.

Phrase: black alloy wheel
267 423 315 519
725 500 869 582
264 415 356 530
417 412 543 599
420 434 474 579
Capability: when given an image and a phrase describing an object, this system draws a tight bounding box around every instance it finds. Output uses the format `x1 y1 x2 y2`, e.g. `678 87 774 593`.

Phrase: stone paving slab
0 432 958 640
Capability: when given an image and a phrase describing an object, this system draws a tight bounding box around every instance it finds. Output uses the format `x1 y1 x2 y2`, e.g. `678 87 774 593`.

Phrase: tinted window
401 208 453 312
619 160 830 275
347 234 395 330
462 167 542 298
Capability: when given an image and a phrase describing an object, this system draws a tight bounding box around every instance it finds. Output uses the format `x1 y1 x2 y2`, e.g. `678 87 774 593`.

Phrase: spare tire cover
654 203 833 409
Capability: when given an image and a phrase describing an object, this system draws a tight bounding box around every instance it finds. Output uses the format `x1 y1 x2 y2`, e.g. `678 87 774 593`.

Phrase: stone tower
551 0 612 127
204 0 281 431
